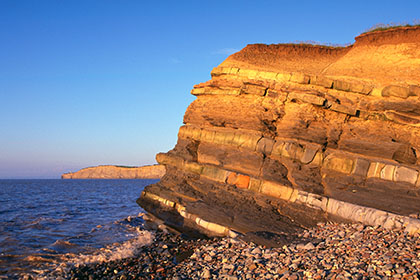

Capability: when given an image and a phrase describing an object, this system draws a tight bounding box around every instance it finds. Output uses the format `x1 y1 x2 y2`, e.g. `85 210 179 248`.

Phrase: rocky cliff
62 164 165 179
138 26 420 243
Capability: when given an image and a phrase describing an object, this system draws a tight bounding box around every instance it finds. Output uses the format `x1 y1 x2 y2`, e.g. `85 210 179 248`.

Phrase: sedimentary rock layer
62 164 165 179
138 26 420 239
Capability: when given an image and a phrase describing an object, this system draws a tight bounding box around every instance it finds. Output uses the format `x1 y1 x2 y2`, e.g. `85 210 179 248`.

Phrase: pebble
250 247 262 255
39 222 420 279
304 242 315 250
202 268 211 278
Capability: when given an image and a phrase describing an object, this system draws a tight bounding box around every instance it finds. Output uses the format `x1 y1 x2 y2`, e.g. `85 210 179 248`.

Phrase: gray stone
394 166 418 185
352 158 370 177
301 147 318 164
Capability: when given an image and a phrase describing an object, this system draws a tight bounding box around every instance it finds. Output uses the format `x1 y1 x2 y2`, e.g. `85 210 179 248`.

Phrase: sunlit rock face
62 165 165 179
138 26 420 241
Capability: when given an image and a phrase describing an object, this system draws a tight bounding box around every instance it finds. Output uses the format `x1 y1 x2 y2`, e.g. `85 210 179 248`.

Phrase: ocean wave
29 214 154 279
22 217 65 229
0 179 152 278
33 228 154 279
70 228 154 265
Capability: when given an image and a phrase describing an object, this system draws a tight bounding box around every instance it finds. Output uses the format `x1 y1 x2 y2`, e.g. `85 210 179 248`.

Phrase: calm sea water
0 179 157 278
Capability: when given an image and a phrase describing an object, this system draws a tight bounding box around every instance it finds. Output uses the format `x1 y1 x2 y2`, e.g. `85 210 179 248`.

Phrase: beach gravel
52 223 420 279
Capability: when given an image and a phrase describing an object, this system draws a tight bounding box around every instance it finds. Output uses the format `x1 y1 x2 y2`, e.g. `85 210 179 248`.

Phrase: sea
0 179 157 279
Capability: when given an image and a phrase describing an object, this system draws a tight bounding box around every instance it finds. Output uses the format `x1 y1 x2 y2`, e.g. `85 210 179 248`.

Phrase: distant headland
61 164 165 179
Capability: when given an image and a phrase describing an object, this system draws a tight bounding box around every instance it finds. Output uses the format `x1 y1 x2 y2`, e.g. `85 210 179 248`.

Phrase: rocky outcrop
138 26 420 242
62 164 165 179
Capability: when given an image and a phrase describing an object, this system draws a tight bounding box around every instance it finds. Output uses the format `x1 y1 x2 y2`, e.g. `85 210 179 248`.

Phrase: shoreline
40 222 420 279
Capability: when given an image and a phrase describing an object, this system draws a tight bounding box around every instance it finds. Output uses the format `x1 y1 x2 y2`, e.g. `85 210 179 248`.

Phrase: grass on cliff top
115 165 138 168
361 21 420 34
281 21 420 48
287 40 352 48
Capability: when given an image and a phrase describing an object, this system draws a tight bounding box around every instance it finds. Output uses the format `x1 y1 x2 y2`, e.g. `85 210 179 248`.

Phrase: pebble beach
46 222 420 280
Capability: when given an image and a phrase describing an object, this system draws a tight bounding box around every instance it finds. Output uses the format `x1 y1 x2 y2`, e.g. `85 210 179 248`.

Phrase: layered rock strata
62 164 165 179
138 26 420 240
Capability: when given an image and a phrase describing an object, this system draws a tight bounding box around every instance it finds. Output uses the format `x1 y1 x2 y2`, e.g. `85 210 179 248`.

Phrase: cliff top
220 26 420 86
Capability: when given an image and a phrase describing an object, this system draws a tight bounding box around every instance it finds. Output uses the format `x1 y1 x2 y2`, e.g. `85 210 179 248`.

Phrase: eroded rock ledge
62 164 165 179
138 26 420 242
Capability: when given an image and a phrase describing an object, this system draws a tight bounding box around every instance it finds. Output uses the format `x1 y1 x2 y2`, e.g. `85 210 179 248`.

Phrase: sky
0 0 419 178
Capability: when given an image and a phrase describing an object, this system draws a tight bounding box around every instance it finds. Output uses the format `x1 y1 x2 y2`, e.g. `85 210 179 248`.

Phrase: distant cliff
62 164 165 179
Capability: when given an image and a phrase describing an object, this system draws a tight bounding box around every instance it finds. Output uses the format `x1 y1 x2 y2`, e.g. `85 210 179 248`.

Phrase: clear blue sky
0 0 419 178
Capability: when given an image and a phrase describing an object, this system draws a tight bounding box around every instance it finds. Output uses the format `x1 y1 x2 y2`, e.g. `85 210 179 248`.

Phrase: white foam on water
69 228 154 265
31 213 155 279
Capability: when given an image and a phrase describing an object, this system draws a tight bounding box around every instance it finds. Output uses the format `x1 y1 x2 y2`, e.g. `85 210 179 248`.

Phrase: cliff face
138 27 420 241
62 164 165 179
